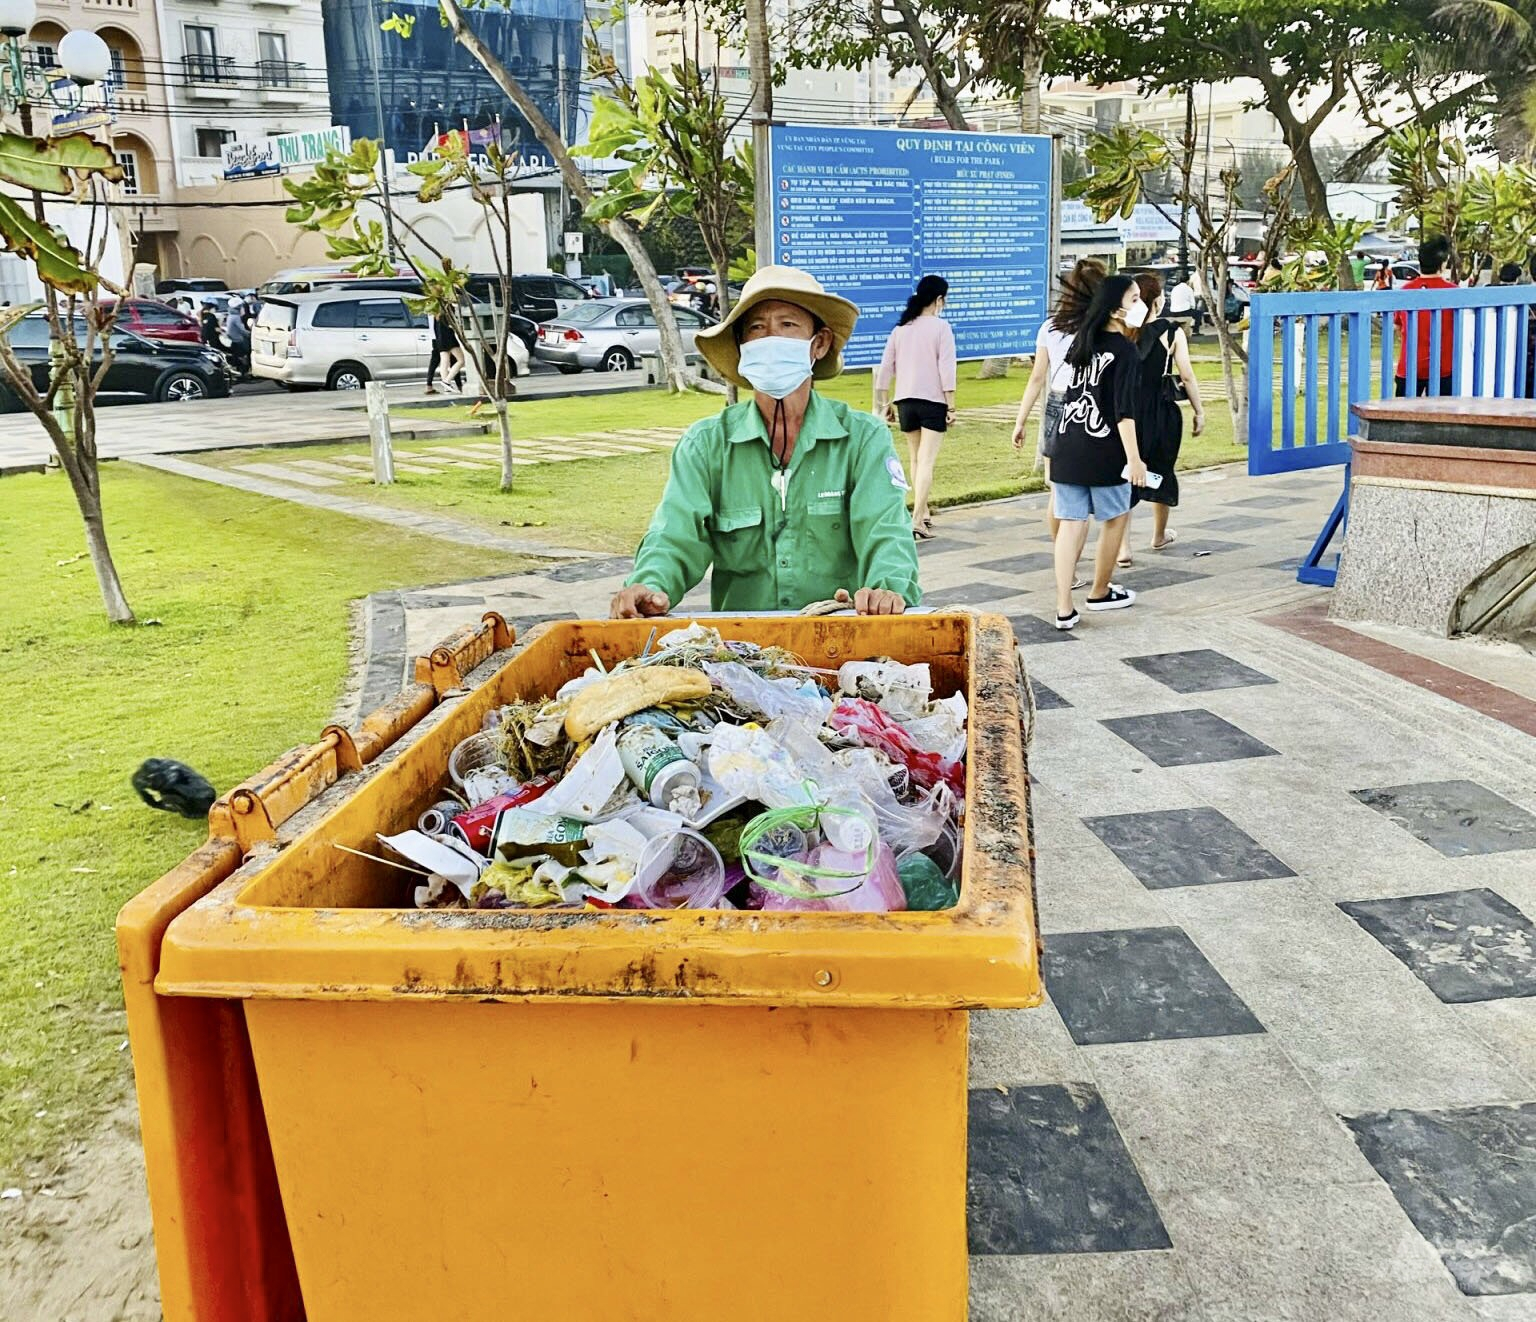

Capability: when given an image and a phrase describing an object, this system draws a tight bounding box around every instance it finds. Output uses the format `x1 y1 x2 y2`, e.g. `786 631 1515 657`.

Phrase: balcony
120 197 178 234
256 59 316 105
180 54 240 101
83 0 140 10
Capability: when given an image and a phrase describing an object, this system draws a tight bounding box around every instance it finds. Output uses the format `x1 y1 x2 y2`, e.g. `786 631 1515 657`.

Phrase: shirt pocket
806 494 846 530
709 505 765 572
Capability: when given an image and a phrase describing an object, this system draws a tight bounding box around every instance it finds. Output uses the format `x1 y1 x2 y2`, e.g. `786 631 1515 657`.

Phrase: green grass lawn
0 466 525 1178
196 362 1243 554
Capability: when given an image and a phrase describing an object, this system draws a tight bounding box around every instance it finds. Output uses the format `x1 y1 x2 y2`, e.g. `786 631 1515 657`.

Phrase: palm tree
1433 0 1536 155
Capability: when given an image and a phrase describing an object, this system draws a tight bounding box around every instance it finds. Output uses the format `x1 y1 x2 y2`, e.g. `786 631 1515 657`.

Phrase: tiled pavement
362 463 1536 1320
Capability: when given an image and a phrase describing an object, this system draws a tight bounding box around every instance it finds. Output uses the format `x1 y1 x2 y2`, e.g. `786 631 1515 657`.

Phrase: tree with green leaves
1386 126 1536 276
0 131 134 622
577 4 754 329
287 134 529 490
1068 123 1252 443
1062 0 1442 288
379 0 700 391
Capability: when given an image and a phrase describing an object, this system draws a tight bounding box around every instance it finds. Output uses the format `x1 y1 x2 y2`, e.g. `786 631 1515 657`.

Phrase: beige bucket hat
694 265 860 388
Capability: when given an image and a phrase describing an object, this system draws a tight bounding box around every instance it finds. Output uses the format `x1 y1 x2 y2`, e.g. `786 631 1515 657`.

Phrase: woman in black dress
1118 272 1205 566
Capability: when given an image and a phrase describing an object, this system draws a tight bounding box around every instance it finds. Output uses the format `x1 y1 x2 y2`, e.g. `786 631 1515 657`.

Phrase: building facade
28 0 179 276
153 0 332 188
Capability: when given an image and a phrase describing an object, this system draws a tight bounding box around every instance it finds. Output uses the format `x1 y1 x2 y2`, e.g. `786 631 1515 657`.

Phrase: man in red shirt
1394 235 1457 396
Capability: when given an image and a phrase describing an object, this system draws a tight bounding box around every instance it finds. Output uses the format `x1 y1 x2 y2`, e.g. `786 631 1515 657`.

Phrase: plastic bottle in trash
617 723 702 815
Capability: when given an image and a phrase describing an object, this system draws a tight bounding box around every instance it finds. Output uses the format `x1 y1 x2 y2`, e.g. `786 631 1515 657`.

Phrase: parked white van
252 288 528 390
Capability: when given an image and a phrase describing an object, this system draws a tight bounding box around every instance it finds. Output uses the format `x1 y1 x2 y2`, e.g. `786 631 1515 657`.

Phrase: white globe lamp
0 0 36 39
58 28 110 85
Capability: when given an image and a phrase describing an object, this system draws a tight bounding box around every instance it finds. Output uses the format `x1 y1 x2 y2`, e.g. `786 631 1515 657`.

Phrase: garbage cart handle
415 611 516 697
204 613 518 855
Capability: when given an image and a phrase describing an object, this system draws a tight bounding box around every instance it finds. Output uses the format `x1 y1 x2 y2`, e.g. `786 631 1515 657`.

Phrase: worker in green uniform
611 266 922 618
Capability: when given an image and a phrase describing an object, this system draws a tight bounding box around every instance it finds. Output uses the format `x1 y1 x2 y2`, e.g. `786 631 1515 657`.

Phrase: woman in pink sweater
873 275 958 539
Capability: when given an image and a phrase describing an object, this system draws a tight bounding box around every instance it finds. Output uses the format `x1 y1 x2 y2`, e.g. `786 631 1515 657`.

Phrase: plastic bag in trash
828 698 966 798
899 693 969 762
758 842 906 913
896 852 959 911
837 661 932 719
706 724 817 810
703 661 832 725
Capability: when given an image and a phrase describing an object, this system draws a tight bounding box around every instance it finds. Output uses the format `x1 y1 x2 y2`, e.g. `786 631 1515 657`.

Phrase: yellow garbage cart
119 611 1041 1322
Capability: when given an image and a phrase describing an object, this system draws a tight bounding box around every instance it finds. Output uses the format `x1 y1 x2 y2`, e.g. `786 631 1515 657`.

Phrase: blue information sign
768 125 1053 367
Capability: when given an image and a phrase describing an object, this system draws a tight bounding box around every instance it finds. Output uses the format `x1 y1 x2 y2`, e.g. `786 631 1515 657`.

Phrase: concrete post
366 381 394 485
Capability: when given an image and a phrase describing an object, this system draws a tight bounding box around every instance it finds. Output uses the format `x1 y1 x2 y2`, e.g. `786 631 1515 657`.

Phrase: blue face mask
738 335 816 399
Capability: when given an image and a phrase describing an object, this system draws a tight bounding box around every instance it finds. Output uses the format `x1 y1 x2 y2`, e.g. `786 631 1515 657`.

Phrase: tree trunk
439 0 696 391
67 457 135 624
1016 43 1044 134
712 253 737 404
495 396 513 492
1284 120 1359 291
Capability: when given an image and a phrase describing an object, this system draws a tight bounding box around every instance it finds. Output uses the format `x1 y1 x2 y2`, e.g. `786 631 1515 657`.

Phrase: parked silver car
532 298 714 373
253 288 528 391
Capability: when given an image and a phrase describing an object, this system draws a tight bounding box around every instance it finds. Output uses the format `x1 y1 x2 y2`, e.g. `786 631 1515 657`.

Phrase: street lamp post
0 0 114 442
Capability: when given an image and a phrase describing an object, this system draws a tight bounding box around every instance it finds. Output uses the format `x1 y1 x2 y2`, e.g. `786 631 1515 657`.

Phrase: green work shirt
628 392 923 613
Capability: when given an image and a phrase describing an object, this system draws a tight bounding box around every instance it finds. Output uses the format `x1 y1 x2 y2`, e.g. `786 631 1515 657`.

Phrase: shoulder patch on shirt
886 455 910 491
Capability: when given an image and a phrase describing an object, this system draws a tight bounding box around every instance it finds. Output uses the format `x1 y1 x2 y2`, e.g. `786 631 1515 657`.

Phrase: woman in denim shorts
1011 260 1105 541
1048 274 1150 630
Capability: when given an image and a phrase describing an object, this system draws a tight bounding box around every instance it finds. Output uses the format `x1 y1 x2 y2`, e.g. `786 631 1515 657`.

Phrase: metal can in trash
450 777 554 853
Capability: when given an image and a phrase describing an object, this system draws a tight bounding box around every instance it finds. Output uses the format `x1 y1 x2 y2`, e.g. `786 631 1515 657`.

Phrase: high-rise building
321 0 628 173
153 0 334 188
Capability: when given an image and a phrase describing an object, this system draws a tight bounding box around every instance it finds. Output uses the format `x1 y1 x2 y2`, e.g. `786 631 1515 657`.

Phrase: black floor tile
1044 926 1266 1045
974 552 1056 575
1123 649 1278 694
1008 613 1079 645
1345 1102 1536 1295
1101 708 1280 767
1196 514 1285 533
541 556 635 583
923 581 1021 609
1352 780 1536 858
968 1084 1171 1255
916 535 980 554
1339 888 1536 1004
1083 807 1294 890
1029 679 1072 711
1226 494 1298 510
1112 566 1208 593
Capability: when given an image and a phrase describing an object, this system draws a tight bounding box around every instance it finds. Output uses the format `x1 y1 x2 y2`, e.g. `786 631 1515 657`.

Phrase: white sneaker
1086 586 1136 611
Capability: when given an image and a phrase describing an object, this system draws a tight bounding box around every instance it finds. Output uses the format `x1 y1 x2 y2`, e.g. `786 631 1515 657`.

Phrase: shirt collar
724 390 847 455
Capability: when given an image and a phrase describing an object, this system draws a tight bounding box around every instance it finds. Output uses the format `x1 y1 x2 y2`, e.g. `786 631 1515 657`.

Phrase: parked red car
100 298 202 344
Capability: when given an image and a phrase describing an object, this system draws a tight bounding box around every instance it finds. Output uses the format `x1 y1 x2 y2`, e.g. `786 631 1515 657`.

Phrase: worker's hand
883 403 897 424
945 407 957 425
1010 420 1026 451
1128 459 1149 488
1192 410 1205 437
610 585 671 619
835 588 906 616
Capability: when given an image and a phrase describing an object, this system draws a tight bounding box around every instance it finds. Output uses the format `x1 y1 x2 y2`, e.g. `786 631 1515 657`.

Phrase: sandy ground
0 1098 159 1320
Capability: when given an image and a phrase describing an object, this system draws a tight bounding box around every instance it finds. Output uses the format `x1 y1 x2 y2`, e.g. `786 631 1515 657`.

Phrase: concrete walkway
130 454 602 562
354 464 1536 1320
0 370 653 473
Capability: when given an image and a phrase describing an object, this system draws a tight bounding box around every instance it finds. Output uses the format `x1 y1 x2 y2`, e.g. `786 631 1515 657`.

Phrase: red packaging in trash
450 777 554 854
828 698 966 798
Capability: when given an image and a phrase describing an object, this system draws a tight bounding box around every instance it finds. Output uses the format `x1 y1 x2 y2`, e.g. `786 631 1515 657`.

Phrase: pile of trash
376 624 966 913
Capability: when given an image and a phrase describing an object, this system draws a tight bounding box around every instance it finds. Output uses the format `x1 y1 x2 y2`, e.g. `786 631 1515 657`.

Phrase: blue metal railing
1246 286 1536 584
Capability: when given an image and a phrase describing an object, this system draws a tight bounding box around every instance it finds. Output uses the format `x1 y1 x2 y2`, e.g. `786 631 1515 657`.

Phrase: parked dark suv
0 314 234 407
508 273 591 322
